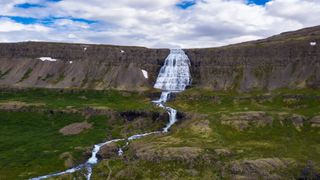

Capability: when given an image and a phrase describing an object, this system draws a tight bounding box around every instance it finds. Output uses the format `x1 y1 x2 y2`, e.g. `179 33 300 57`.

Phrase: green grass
0 68 12 79
93 159 218 180
0 88 155 111
0 88 165 179
18 68 33 82
52 74 65 84
210 119 320 162
116 115 320 179
0 111 115 179
169 88 320 117
1 87 320 179
101 87 320 179
42 73 54 81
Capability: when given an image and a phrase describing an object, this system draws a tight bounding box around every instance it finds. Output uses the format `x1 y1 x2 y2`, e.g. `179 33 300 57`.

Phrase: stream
31 48 191 180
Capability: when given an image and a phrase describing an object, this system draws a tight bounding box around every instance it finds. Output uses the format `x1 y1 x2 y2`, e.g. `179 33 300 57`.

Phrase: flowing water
31 49 191 180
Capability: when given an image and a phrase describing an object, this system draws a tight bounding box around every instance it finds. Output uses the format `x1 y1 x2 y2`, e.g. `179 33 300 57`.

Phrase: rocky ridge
0 26 319 91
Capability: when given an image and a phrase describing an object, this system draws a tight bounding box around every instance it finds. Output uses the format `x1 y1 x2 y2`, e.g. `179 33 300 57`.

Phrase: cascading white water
153 49 191 132
154 49 191 91
31 48 191 180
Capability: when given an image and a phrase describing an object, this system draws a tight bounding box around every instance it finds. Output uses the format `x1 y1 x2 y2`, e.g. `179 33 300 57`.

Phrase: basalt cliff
0 25 319 91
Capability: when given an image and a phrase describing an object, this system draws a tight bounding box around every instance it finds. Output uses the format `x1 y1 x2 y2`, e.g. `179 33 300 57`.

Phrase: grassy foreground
0 88 155 111
0 88 163 179
89 88 320 179
0 88 320 179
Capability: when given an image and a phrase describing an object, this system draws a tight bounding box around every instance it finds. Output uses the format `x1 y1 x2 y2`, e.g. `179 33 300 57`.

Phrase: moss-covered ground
90 88 320 179
0 88 319 179
0 88 162 179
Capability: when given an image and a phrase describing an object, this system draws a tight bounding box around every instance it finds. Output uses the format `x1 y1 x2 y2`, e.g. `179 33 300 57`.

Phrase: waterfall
154 49 191 92
31 49 191 180
153 49 191 132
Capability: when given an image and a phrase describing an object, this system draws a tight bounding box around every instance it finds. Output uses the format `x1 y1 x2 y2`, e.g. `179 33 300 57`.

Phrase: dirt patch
0 101 45 110
59 121 92 135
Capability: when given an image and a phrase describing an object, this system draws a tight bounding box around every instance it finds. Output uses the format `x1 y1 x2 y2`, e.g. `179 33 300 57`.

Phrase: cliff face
0 42 168 91
186 26 320 91
0 26 320 91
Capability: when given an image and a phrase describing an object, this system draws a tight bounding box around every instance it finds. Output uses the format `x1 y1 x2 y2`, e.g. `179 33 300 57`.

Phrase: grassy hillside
0 89 165 179
0 88 319 179
89 88 320 179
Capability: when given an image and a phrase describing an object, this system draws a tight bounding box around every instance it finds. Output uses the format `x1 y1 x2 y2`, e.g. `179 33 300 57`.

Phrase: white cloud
0 17 50 32
0 0 319 48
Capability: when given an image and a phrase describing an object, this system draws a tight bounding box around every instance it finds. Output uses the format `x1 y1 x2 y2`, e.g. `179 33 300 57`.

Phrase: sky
0 0 319 48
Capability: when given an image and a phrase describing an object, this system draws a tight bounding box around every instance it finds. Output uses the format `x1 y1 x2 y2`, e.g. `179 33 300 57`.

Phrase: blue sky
248 0 270 5
0 0 318 48
176 0 197 9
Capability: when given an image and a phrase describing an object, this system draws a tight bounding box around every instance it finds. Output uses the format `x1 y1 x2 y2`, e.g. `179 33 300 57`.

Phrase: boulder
309 116 320 127
59 152 74 168
97 143 119 159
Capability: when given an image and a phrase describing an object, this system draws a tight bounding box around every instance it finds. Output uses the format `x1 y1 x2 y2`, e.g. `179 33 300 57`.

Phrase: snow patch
141 69 148 79
69 61 73 64
84 47 87 51
120 49 125 53
38 57 58 62
310 42 317 46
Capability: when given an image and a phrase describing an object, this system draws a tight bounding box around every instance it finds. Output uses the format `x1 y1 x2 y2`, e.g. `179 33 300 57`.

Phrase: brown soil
0 101 44 110
59 121 92 135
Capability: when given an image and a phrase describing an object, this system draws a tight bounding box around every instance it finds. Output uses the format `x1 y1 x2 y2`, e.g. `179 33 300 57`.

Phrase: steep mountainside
186 25 320 91
0 26 320 91
0 42 168 91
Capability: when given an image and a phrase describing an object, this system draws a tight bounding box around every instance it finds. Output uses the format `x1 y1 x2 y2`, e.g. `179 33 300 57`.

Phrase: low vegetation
0 88 156 111
18 68 33 82
0 88 164 179
0 88 319 179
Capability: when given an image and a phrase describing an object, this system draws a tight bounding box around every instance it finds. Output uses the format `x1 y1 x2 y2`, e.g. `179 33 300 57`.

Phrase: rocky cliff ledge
0 26 319 91
0 43 168 91
186 25 320 91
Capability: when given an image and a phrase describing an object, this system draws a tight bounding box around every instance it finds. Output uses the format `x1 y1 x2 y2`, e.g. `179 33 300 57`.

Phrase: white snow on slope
310 42 317 46
141 69 148 79
38 57 58 62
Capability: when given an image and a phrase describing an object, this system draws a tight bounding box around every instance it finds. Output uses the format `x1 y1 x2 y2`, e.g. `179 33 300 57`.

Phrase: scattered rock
79 96 88 100
220 111 273 130
214 149 233 157
309 116 320 127
287 114 305 127
228 158 296 179
59 121 92 135
97 143 118 159
132 145 204 164
120 111 147 121
278 113 306 128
